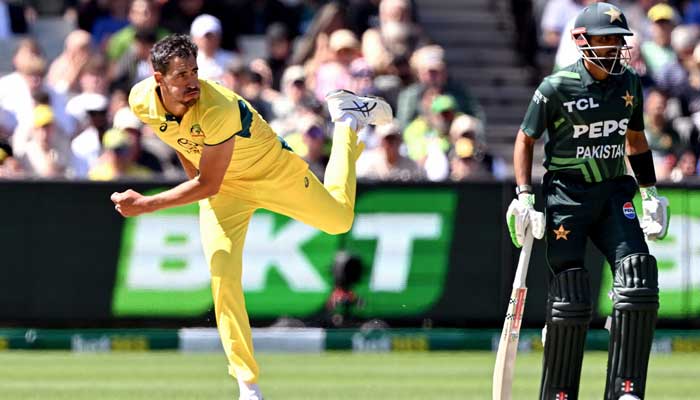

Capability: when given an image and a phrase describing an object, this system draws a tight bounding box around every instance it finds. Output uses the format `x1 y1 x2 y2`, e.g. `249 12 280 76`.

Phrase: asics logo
341 100 377 117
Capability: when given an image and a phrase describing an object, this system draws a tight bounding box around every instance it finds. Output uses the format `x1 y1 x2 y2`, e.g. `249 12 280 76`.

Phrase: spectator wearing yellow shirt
89 128 152 181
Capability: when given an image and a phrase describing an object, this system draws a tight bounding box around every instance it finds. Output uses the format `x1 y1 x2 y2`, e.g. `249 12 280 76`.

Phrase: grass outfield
0 351 698 399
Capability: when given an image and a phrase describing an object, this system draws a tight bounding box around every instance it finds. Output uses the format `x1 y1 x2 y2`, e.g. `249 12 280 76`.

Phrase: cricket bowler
506 3 670 399
110 34 392 400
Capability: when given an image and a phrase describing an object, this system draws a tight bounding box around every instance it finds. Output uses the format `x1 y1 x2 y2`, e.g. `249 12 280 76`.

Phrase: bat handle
513 230 534 289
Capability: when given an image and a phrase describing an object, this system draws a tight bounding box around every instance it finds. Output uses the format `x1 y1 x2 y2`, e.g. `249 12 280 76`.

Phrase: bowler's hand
111 189 151 217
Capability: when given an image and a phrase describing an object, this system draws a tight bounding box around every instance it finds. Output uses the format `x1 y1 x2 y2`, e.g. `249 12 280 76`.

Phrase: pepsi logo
622 202 636 219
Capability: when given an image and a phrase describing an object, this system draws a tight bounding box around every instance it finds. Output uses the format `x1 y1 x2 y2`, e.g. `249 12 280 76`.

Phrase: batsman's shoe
618 395 640 400
325 89 393 126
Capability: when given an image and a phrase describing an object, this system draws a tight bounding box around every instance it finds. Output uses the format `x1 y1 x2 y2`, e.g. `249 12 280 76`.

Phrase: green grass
0 351 698 399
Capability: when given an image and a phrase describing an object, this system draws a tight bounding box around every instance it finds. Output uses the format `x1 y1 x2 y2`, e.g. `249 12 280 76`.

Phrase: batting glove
640 186 670 241
506 193 545 248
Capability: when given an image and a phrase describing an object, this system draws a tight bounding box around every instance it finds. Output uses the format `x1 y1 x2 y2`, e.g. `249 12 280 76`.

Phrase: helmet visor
574 34 633 75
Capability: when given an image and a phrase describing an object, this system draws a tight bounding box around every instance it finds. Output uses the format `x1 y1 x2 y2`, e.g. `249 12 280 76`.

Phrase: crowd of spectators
533 0 700 182
0 0 498 183
1 1 699 183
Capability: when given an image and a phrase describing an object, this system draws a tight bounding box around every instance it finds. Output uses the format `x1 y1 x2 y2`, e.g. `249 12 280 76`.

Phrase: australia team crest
190 123 204 137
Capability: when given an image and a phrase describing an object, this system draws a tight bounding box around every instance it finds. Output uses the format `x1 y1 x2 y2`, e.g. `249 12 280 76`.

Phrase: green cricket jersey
520 59 644 183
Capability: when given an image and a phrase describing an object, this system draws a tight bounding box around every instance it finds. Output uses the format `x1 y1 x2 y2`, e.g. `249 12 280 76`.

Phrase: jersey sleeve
520 79 554 139
201 104 242 146
627 74 644 131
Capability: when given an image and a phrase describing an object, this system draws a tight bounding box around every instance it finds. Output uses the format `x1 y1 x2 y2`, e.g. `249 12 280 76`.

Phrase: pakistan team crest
190 123 204 137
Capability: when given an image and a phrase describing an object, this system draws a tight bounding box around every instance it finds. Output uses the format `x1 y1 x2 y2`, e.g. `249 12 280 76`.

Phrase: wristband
628 150 656 187
515 184 533 196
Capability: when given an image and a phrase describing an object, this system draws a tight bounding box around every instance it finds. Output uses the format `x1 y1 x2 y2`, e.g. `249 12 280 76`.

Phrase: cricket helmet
571 2 633 75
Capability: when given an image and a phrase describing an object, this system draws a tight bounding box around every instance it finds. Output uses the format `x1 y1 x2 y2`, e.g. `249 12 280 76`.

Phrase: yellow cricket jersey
128 77 281 181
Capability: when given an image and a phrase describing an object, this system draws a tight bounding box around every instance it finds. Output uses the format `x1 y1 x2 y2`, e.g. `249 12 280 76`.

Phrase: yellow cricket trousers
198 123 359 383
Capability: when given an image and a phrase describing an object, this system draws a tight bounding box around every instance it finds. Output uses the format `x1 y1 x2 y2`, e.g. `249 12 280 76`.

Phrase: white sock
238 379 263 400
338 114 359 132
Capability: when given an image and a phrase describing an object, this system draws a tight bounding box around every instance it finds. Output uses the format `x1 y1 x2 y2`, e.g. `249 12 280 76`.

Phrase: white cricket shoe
325 89 393 126
238 381 263 400
618 395 640 400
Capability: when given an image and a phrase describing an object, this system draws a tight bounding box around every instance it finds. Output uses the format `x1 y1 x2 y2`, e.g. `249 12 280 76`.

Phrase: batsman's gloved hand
640 186 670 241
506 193 545 248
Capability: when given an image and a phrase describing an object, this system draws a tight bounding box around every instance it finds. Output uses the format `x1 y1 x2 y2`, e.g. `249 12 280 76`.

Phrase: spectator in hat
112 106 163 175
266 22 293 91
106 0 169 62
641 3 679 77
448 114 503 181
88 128 153 181
46 29 93 95
191 14 239 82
0 139 23 178
404 93 457 165
69 93 110 178
313 29 361 101
357 120 423 181
449 136 493 181
420 94 462 181
110 28 159 93
396 44 483 128
20 105 72 178
448 109 486 146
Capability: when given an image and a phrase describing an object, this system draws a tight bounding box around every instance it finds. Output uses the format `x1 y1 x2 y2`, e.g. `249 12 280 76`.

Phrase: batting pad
540 268 592 400
605 253 659 400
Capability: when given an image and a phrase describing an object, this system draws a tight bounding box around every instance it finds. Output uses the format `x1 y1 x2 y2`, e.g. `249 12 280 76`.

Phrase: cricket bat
492 230 534 400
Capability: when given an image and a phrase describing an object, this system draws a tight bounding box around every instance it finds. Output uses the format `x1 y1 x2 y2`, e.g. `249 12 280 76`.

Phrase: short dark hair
150 34 198 74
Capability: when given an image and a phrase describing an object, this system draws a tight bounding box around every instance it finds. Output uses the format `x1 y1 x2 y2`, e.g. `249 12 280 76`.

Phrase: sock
339 114 359 132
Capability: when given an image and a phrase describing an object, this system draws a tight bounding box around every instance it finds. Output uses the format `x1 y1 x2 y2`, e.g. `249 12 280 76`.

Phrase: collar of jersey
575 59 596 88
145 77 169 121
575 59 624 88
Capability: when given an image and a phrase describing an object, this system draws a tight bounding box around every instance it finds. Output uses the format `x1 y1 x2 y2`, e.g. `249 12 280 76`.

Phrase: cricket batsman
506 3 670 399
110 34 392 400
